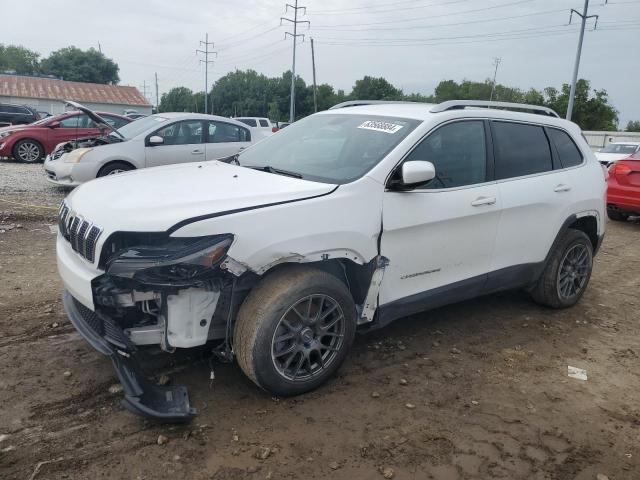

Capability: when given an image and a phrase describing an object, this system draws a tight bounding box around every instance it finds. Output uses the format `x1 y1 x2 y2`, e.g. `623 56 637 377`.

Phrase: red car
607 155 640 221
0 110 131 163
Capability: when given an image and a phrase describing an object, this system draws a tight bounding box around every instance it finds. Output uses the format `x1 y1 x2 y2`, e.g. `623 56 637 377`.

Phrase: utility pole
155 72 159 113
139 81 150 103
489 57 501 102
281 1 309 122
566 0 601 121
196 33 217 114
310 37 317 113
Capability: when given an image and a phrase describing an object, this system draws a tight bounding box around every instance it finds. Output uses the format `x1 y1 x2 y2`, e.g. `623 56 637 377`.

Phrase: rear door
380 119 501 307
144 120 205 167
489 120 571 275
204 121 252 160
52 114 96 144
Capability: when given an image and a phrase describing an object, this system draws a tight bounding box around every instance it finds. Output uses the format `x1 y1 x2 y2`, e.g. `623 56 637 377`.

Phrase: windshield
601 144 639 154
115 115 169 139
237 113 420 184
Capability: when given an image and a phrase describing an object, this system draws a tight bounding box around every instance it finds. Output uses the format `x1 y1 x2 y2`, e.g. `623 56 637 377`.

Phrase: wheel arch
97 159 136 177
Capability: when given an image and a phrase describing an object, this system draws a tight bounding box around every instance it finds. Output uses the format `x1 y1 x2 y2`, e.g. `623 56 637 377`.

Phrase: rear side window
259 119 269 127
547 128 583 168
406 120 487 189
208 121 251 143
237 118 257 127
492 122 553 180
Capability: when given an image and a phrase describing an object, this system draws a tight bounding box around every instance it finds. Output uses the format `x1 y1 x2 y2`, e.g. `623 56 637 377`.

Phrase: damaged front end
64 232 241 421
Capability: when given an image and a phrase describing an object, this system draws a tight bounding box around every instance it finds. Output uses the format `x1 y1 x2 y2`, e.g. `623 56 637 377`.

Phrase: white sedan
44 110 255 187
595 142 640 167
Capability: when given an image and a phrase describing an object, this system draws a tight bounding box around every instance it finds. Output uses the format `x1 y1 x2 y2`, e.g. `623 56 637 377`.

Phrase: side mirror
397 160 436 190
48 121 60 129
148 135 164 146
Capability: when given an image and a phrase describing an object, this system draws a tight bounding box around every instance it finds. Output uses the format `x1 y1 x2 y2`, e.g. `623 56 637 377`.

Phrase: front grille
58 202 103 263
72 297 134 350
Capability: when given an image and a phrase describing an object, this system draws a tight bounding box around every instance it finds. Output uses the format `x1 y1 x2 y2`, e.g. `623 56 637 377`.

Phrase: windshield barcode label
357 120 404 134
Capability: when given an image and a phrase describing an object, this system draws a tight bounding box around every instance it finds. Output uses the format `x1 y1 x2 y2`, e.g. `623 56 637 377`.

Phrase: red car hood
0 124 42 132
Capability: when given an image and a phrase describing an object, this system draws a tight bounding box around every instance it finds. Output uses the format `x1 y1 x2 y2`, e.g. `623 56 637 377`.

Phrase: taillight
612 163 632 176
272 127 279 133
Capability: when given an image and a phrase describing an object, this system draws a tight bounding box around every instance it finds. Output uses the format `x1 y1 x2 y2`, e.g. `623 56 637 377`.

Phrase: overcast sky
4 0 640 125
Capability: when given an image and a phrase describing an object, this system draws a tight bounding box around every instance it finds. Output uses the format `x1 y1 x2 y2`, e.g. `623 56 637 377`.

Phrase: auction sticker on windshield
357 120 404 134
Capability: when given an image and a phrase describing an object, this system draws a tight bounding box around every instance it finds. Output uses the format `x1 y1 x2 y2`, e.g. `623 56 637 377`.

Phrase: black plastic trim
62 291 196 421
167 185 339 234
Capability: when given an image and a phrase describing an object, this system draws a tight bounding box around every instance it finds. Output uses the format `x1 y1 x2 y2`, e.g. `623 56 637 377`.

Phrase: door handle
471 196 496 207
554 184 571 193
191 149 203 155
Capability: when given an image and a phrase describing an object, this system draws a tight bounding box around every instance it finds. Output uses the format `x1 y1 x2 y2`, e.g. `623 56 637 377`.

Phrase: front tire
234 266 356 396
97 161 134 177
607 209 629 222
13 139 44 163
531 229 593 309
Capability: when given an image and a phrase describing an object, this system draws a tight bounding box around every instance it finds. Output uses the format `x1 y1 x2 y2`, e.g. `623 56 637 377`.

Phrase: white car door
379 119 501 308
205 121 252 161
145 120 205 167
488 120 571 274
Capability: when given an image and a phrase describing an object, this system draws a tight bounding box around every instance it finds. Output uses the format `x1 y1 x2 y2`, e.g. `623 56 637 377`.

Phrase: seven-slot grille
58 202 103 263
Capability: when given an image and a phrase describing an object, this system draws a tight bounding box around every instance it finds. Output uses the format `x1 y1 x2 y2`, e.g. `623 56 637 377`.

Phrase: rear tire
607 209 629 222
97 161 134 177
234 266 356 396
531 229 593 309
13 139 44 163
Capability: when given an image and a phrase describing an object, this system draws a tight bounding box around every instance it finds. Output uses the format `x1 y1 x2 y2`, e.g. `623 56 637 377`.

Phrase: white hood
595 152 632 163
66 161 336 233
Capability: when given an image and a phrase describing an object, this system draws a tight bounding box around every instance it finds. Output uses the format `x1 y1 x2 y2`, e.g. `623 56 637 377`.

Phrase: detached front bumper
63 291 197 421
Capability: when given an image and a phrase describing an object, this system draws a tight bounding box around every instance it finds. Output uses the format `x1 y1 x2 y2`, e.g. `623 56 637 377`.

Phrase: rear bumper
63 291 197 421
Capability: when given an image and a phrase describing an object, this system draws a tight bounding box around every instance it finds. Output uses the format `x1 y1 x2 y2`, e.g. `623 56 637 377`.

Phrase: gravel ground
0 160 68 221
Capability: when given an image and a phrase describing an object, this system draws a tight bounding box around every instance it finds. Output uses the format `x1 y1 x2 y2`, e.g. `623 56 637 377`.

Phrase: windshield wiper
246 165 303 179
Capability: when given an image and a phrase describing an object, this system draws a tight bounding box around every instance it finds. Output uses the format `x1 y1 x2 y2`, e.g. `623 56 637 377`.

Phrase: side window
238 118 257 127
259 119 269 127
547 128 583 168
492 122 553 180
154 121 203 146
208 121 251 143
405 120 487 189
59 114 90 128
17 106 30 114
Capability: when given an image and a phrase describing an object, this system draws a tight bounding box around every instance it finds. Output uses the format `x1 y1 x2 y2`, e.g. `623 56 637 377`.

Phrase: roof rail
329 100 419 110
430 100 559 118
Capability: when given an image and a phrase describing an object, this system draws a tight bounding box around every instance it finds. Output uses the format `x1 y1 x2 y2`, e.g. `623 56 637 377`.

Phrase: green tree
350 76 403 100
159 87 195 112
544 80 618 130
625 120 640 132
40 47 119 84
0 44 40 74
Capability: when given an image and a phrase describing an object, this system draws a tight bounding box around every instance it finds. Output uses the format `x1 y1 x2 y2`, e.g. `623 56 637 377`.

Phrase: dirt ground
1 175 640 479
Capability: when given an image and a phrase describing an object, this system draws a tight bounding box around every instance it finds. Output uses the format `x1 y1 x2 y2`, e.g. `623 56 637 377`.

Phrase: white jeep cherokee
57 100 606 420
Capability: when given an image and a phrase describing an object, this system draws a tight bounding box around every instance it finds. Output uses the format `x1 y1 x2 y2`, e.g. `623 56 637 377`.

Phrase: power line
281 0 309 122
196 33 217 114
311 7 569 32
308 0 537 28
311 0 472 15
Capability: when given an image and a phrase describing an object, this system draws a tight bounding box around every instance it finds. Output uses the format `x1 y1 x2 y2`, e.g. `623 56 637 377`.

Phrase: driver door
145 120 205 167
379 119 501 311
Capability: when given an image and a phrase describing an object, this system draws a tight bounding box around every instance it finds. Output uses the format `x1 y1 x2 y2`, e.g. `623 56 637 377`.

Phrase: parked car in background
607 153 640 221
0 109 130 163
0 103 39 126
56 100 605 420
125 113 148 120
595 142 640 167
276 121 291 129
45 111 254 186
234 116 277 138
